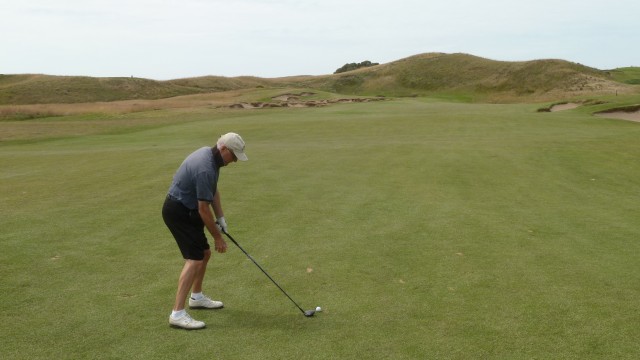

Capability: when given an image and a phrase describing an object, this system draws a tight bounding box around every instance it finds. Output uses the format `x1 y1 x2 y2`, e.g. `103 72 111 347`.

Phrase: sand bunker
595 110 640 123
550 103 580 112
228 92 386 109
544 102 640 123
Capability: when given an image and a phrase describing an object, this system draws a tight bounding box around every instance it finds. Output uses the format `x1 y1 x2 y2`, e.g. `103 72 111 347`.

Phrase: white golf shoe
189 295 224 309
169 312 205 330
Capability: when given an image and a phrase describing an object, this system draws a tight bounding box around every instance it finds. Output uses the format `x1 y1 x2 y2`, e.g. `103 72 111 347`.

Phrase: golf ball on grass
315 306 322 312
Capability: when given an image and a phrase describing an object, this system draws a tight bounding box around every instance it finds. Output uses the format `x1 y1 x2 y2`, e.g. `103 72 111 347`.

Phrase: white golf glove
216 217 228 233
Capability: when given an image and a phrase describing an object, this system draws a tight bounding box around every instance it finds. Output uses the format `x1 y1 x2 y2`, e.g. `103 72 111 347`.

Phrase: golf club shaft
221 230 306 315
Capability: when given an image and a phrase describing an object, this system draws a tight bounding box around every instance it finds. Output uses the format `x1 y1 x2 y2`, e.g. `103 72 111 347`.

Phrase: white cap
218 132 248 161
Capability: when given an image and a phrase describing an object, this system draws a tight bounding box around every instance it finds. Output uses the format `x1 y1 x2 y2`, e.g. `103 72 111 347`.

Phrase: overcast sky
2 0 639 80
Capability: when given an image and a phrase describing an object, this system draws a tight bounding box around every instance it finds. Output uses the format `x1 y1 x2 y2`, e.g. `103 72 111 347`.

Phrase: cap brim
234 152 248 161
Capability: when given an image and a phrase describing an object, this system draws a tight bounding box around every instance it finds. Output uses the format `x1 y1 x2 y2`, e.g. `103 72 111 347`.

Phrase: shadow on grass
189 308 314 330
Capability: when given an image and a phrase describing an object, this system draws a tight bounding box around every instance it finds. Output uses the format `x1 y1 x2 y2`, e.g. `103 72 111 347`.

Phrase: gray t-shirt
167 147 220 210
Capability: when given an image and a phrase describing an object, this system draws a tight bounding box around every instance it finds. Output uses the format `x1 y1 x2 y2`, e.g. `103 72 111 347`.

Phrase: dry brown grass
0 87 295 121
0 87 331 141
0 92 225 119
0 107 221 142
0 91 240 141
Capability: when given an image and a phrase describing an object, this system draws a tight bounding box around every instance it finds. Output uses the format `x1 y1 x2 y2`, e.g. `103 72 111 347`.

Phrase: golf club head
304 310 315 317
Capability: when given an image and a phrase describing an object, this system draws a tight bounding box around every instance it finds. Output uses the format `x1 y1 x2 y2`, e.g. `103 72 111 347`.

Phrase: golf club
220 229 316 317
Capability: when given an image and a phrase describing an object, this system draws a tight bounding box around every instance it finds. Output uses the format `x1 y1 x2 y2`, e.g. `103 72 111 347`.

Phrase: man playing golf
162 132 248 329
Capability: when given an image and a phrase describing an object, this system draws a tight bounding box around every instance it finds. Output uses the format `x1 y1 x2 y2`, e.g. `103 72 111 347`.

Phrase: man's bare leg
191 249 211 294
173 259 203 311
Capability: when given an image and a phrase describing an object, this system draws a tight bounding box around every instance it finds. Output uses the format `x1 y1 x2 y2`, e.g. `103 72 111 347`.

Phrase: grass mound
2 53 637 105
0 74 204 105
607 67 640 84
306 53 630 101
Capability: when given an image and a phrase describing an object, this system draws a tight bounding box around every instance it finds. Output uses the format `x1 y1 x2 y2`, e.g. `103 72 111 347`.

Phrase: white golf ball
315 306 322 312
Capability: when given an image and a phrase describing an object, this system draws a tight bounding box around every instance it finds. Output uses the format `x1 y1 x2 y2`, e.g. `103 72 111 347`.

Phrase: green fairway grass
1 99 639 359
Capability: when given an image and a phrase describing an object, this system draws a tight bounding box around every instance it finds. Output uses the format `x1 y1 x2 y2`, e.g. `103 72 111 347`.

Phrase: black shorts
162 196 210 260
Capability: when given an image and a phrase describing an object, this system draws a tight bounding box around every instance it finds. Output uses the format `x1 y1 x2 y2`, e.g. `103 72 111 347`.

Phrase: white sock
171 309 186 319
191 292 203 300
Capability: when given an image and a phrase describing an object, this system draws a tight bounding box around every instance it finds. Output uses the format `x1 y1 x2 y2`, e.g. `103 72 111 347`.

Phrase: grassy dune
608 67 640 84
314 53 634 101
1 98 639 359
2 53 637 106
0 74 203 104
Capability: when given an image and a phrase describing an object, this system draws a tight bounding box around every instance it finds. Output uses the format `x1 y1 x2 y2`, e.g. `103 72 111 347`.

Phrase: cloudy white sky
2 0 639 80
